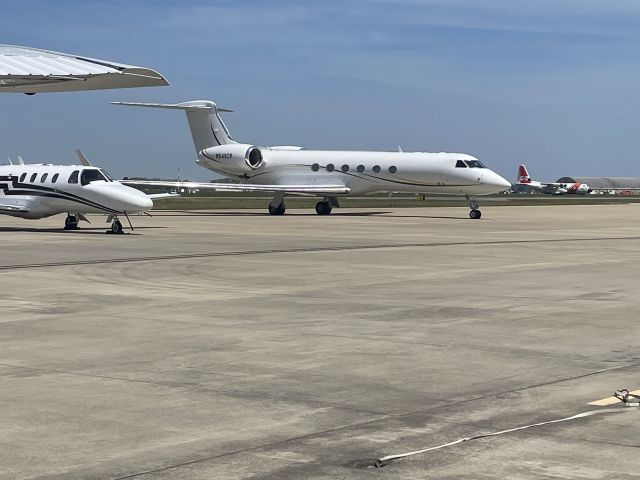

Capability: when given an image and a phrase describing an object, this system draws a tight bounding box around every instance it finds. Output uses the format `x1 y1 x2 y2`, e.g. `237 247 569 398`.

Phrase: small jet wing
0 204 30 213
121 180 350 195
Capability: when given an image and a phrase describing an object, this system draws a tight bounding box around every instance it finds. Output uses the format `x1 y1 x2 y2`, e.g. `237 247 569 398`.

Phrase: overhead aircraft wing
147 192 181 200
0 204 30 213
121 180 350 196
0 44 168 93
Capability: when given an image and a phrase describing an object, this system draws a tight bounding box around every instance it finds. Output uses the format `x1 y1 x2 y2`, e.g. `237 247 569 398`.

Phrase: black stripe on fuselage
11 182 121 212
2 185 120 213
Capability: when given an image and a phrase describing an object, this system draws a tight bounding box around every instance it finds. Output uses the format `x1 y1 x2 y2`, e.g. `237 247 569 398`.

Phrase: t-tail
517 164 532 184
111 100 236 153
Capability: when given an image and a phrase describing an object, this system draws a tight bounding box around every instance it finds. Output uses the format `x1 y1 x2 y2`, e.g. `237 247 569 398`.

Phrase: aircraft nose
132 191 153 211
123 187 153 212
497 174 512 189
487 171 512 191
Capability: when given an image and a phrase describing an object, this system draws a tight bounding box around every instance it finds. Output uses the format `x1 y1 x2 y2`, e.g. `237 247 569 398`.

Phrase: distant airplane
112 100 511 219
517 164 591 195
0 152 163 233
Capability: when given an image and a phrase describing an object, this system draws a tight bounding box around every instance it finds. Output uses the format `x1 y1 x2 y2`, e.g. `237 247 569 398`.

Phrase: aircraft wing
0 204 30 213
147 193 181 200
121 180 350 195
0 44 168 93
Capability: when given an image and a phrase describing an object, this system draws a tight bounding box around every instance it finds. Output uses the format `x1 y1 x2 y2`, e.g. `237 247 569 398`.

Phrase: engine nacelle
199 144 264 174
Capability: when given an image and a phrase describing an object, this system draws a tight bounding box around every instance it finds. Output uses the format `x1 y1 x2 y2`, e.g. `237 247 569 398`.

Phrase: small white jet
0 155 155 233
517 164 591 195
113 100 511 219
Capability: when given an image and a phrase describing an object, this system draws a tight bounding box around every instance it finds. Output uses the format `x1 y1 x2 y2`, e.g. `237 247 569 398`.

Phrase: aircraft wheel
111 220 124 234
315 201 332 215
64 215 79 230
268 204 286 215
469 209 482 219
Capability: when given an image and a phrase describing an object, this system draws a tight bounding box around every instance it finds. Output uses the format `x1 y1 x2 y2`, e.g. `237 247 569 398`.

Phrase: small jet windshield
455 160 467 168
81 168 110 185
465 160 486 168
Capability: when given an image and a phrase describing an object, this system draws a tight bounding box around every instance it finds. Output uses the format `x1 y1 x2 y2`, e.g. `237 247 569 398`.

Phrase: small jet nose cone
136 193 153 211
125 188 153 212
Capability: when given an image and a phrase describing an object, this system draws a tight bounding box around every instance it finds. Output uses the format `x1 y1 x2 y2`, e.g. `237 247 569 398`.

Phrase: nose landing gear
466 195 482 219
106 214 128 234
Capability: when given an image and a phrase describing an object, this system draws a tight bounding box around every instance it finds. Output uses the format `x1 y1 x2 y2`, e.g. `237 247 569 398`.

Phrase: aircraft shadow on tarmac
0 226 166 234
154 210 468 220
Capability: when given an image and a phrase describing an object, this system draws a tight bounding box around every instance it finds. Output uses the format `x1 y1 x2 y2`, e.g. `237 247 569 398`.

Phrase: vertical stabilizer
517 164 531 183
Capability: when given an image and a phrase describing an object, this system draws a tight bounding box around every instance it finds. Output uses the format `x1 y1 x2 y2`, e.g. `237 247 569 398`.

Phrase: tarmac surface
0 204 638 479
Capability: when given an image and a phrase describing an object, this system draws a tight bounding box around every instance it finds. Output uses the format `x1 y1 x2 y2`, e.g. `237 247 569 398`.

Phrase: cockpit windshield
81 168 111 185
464 160 486 168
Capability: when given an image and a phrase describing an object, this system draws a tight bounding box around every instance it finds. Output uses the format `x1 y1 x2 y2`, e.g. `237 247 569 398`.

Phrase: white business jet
113 100 511 219
0 154 155 233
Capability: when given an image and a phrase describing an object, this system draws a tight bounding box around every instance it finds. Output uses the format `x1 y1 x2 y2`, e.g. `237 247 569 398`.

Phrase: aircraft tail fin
111 100 236 154
75 149 92 166
517 164 531 183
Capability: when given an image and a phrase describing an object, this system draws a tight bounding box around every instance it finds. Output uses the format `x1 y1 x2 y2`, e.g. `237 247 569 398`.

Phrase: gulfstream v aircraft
113 100 511 219
0 159 155 232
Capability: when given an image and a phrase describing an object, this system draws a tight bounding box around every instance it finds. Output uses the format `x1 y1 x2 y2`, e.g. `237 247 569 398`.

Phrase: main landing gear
315 197 338 215
64 214 79 230
315 201 332 215
466 195 482 219
268 193 286 215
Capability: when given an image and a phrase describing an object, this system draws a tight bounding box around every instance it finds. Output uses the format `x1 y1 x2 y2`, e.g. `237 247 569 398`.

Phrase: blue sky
2 0 640 181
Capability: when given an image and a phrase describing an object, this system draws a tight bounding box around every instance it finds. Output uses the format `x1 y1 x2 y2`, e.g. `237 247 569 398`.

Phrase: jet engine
199 144 264 174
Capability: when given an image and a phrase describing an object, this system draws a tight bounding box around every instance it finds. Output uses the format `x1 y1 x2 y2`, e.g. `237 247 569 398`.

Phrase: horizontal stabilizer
111 101 233 112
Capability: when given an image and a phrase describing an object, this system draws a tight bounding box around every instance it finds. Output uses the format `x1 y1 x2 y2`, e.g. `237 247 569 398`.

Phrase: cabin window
341 164 349 172
311 163 320 172
41 173 48 183
357 165 365 173
326 163 335 172
389 166 397 174
68 170 79 184
372 165 381 173
52 173 59 183
30 173 37 182
19 173 27 182
455 160 467 168
465 160 486 168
